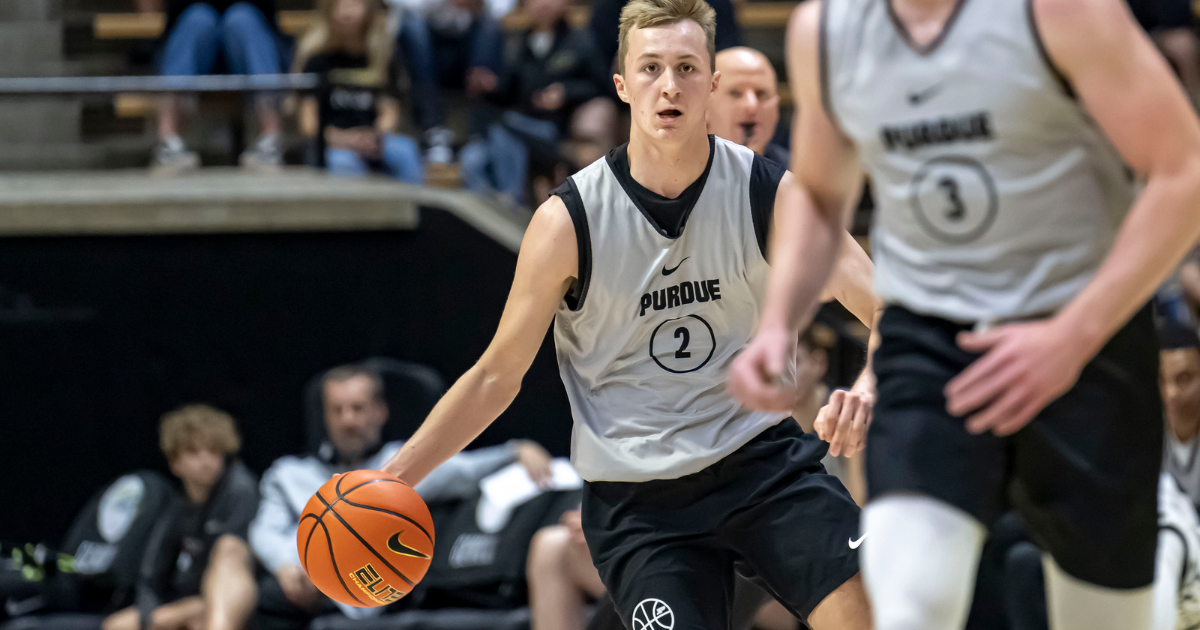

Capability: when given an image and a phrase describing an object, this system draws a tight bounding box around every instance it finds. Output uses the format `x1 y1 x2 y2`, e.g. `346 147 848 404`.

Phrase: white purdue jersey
822 0 1135 323
552 136 793 482
1159 473 1200 630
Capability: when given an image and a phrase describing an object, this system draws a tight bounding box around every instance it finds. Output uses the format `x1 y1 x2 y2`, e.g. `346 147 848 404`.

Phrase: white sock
1044 555 1154 630
861 494 987 630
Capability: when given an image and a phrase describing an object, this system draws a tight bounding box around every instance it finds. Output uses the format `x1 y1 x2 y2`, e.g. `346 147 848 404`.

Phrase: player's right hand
814 388 873 457
729 327 798 411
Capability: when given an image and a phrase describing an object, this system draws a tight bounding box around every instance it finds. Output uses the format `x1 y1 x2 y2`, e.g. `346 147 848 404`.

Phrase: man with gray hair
250 363 553 630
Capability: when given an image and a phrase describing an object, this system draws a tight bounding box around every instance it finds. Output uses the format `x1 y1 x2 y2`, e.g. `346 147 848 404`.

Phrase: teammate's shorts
581 421 861 630
1127 0 1194 32
867 304 1162 589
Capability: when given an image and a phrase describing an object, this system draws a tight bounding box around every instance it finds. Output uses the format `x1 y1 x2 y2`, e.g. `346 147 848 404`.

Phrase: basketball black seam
299 513 322 570
318 518 369 606
311 477 406 524
315 492 416 587
339 498 433 543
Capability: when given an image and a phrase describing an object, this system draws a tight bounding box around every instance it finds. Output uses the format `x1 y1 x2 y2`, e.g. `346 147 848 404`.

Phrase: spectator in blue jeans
153 0 286 172
460 0 616 205
294 0 423 183
387 0 510 163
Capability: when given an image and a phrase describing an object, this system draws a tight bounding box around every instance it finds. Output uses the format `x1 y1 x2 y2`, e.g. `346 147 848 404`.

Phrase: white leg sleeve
1043 555 1154 630
1152 530 1186 630
861 494 988 630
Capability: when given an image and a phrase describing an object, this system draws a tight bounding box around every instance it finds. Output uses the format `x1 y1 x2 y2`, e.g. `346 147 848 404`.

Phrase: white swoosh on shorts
848 533 869 549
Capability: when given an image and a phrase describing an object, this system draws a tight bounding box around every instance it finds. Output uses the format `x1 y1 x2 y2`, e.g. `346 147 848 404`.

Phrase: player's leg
716 422 866 629
102 597 205 630
527 522 607 630
582 480 737 630
1013 306 1162 630
860 306 1010 630
861 495 987 630
201 534 257 630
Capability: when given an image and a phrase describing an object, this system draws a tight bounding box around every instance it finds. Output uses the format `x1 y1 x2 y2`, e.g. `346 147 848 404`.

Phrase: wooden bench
93 3 798 40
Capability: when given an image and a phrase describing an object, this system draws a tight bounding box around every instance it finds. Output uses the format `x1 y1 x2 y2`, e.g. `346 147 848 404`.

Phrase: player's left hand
814 388 874 457
945 319 1090 436
515 440 554 487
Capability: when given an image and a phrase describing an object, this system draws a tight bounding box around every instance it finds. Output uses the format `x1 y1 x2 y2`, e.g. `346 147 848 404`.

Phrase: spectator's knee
527 525 573 578
220 3 270 39
175 3 220 35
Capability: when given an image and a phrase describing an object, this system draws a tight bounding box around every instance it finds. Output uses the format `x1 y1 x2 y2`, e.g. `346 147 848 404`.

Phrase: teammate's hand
945 319 1089 436
729 327 798 411
516 440 554 487
814 388 874 457
276 563 321 609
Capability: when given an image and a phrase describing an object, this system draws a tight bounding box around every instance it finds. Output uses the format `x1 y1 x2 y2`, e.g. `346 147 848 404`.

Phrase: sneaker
239 133 283 171
424 127 455 165
150 137 199 174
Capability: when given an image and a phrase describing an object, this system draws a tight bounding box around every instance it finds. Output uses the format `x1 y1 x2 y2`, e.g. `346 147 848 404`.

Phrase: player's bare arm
381 198 578 485
945 0 1200 435
729 0 865 412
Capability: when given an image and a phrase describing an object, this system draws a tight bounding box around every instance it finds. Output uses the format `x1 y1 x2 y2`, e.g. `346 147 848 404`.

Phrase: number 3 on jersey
649 315 716 373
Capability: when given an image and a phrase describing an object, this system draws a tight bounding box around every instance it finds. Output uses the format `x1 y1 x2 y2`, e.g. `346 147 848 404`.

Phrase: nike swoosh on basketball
848 533 869 549
907 83 942 105
662 257 689 276
387 532 430 559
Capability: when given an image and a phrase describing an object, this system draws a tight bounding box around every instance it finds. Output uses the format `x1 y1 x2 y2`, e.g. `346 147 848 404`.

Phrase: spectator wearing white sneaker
151 0 287 173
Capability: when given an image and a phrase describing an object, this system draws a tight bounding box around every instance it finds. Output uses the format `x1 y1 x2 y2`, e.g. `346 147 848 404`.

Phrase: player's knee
527 525 572 578
101 609 137 630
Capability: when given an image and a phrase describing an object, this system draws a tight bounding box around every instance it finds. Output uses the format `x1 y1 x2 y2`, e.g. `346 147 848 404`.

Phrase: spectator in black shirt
294 0 424 183
461 0 617 204
152 0 286 172
101 405 259 630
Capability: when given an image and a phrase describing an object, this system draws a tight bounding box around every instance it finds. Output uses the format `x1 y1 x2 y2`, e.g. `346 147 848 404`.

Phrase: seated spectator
152 0 286 172
388 0 510 163
1161 318 1200 507
250 363 552 630
1127 0 1200 105
294 0 424 183
102 405 259 630
461 0 617 205
707 46 788 164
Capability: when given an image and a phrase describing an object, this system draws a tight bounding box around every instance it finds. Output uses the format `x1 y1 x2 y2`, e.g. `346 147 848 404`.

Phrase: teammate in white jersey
730 1 1200 630
380 0 882 626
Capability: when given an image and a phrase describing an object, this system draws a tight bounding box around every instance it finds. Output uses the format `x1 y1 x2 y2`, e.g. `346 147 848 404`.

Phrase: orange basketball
296 469 435 607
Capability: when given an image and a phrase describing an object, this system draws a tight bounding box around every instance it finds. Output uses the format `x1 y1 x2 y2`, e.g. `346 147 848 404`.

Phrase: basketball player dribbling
381 0 883 627
730 0 1200 629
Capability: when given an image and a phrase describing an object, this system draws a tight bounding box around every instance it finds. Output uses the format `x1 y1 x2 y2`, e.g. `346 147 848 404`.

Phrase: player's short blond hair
617 0 717 75
159 404 241 460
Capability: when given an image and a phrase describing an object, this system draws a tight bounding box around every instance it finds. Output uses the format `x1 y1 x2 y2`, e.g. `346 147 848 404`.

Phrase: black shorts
581 421 861 630
867 305 1162 588
1127 0 1194 32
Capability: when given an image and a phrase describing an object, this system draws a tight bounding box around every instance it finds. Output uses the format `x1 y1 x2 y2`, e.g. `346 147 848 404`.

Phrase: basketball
296 470 435 607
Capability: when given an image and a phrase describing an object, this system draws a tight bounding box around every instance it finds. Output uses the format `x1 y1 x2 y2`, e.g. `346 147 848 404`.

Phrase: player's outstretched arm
382 197 578 485
946 0 1200 435
729 0 863 411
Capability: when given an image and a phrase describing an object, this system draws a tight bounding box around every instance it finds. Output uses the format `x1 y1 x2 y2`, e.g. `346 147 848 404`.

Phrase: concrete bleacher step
0 23 63 72
0 101 81 143
0 0 61 22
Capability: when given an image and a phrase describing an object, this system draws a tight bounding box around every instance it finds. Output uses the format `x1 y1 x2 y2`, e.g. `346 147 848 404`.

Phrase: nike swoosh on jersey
907 83 942 105
387 532 430 559
848 533 869 549
661 257 689 276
